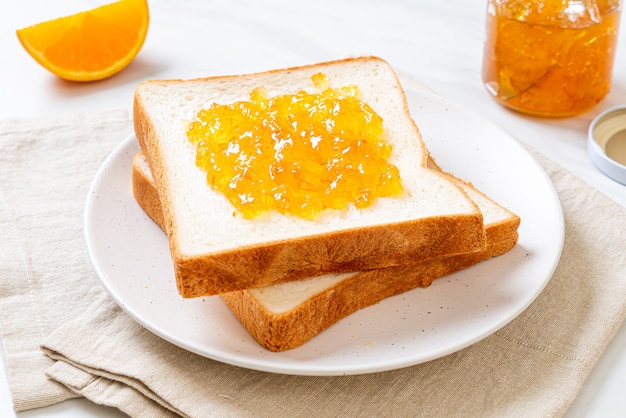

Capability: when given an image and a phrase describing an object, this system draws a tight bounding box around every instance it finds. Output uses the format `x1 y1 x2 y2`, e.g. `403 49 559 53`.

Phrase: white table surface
1 1 625 416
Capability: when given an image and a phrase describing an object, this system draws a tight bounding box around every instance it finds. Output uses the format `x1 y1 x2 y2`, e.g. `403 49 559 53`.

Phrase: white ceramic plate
84 88 564 376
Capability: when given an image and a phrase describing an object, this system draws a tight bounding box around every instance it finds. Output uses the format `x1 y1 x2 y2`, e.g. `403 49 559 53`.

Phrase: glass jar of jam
482 0 622 117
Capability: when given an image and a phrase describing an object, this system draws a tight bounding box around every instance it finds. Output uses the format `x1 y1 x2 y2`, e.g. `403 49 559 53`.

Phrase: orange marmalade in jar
483 0 622 117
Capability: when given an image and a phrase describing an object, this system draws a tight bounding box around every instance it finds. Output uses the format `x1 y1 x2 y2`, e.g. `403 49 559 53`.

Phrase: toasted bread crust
131 154 165 228
133 57 487 296
221 235 517 351
169 214 485 296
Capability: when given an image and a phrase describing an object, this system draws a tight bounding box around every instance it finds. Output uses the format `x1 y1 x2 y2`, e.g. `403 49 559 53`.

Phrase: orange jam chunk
186 74 403 219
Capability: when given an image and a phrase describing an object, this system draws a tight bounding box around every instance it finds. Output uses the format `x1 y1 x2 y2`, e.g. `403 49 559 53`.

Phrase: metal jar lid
588 105 626 185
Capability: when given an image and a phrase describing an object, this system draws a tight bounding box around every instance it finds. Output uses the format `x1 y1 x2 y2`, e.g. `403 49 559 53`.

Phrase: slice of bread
133 56 487 297
132 152 520 351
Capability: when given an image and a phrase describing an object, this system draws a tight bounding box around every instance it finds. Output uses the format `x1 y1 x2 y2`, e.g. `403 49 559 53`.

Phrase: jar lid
587 106 626 185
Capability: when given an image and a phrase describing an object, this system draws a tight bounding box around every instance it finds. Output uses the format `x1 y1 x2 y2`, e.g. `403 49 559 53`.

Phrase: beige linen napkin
0 109 132 411
2 109 626 417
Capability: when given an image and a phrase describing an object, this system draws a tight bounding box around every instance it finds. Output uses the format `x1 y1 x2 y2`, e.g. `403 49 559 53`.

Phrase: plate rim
84 87 564 376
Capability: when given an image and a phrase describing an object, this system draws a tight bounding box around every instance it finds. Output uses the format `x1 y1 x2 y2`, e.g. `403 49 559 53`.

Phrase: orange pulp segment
16 0 149 82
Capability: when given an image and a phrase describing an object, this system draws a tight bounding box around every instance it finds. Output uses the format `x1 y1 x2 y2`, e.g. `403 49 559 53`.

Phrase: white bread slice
133 56 486 297
132 152 520 351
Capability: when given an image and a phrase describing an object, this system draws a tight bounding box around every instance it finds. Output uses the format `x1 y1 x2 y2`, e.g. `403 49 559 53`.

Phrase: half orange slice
16 0 149 82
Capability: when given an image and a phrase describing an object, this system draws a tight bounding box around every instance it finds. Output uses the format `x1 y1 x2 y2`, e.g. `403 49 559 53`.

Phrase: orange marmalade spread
186 73 403 219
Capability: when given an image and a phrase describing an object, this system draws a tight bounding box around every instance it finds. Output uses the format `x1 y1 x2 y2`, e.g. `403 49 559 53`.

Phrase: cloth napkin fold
2 108 626 418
